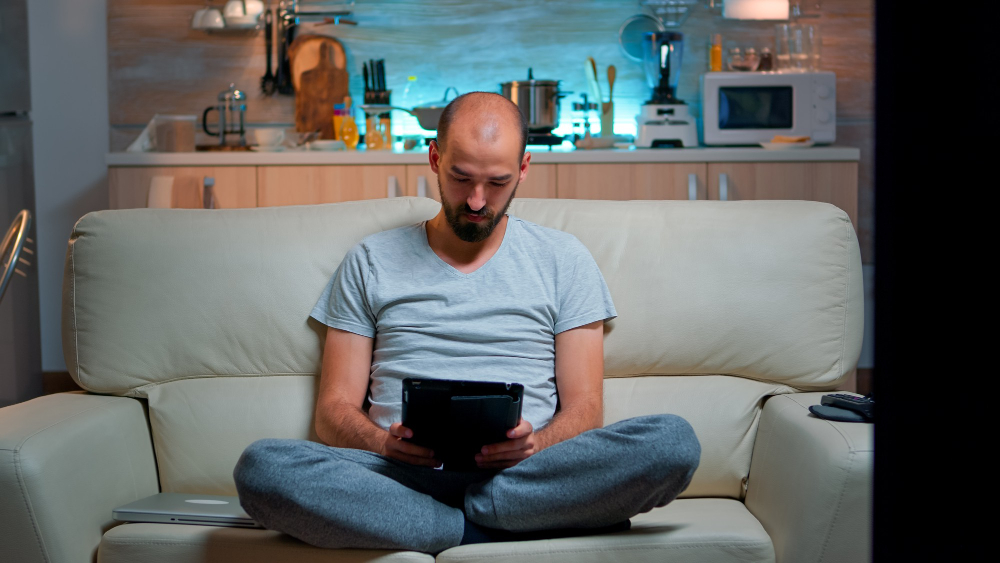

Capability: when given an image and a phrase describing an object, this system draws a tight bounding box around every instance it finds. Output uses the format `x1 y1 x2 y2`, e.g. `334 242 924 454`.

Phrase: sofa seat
97 498 772 563
97 523 434 563
438 499 774 563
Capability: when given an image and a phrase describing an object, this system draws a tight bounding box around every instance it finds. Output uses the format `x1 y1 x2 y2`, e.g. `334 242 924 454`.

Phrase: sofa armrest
745 393 873 563
0 392 159 563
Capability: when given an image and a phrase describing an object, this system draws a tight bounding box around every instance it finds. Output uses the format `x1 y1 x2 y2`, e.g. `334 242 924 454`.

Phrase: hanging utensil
260 9 276 95
607 65 616 103
585 57 602 103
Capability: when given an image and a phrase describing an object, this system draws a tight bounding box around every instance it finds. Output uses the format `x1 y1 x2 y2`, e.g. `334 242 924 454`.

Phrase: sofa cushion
97 499 771 563
145 374 787 499
436 498 774 563
508 199 862 390
64 198 861 395
97 523 433 563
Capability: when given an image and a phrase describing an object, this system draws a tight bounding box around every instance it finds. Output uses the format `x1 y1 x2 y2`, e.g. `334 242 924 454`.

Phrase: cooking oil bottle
710 34 723 72
340 96 359 150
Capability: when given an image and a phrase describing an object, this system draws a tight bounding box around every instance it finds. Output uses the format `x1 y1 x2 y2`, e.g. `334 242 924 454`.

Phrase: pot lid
502 79 561 86
503 68 560 86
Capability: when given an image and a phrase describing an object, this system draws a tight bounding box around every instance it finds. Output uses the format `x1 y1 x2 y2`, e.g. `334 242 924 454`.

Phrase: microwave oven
701 71 836 146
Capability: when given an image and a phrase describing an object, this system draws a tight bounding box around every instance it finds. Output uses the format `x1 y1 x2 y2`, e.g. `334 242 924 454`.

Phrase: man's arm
477 320 605 468
315 326 439 466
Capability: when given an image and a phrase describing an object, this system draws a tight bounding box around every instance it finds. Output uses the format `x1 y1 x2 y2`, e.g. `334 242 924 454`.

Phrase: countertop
106 145 861 167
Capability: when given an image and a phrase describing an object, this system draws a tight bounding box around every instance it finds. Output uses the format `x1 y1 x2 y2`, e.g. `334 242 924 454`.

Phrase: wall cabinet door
257 165 407 206
109 166 257 209
707 162 859 227
556 163 708 200
404 164 557 201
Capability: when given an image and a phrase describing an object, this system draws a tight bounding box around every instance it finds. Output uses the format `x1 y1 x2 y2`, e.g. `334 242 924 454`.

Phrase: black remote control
820 393 874 420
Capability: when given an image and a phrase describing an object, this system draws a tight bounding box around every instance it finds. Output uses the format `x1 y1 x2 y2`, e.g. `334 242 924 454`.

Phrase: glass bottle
758 47 774 71
340 96 359 150
710 34 723 72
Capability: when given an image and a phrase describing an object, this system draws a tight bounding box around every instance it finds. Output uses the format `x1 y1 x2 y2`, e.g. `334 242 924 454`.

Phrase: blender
635 31 698 148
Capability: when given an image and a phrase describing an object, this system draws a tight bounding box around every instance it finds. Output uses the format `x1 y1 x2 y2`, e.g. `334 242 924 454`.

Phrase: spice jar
758 47 774 71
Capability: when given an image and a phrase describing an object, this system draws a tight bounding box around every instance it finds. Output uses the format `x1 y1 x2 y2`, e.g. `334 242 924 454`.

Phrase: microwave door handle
688 173 698 200
719 173 729 201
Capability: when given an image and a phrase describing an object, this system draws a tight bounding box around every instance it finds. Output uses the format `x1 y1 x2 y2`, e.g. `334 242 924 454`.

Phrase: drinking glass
775 24 821 72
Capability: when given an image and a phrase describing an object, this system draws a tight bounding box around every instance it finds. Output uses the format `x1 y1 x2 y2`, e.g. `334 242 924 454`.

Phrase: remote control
820 393 874 420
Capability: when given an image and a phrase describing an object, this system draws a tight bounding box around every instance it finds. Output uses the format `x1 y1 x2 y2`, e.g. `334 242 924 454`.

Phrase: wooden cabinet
707 162 859 227
256 165 407 206
557 163 707 200
404 164 557 202
109 166 257 209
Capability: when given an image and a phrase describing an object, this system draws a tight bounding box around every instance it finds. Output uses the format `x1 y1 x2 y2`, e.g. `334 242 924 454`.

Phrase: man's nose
467 184 487 211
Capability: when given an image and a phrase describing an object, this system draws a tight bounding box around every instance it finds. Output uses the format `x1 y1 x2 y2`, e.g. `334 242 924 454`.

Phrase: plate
307 140 346 151
760 141 815 150
250 145 285 152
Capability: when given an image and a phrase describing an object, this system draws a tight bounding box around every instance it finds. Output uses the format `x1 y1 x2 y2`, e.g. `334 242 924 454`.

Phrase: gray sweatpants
233 414 700 554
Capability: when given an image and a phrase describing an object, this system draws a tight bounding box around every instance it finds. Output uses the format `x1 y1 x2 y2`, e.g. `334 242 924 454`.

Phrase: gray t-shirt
310 214 617 432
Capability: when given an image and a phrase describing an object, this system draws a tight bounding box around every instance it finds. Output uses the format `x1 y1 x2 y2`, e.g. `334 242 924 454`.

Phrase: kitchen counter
106 145 860 166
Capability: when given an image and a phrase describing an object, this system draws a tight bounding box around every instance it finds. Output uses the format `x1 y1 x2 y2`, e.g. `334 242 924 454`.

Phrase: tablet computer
402 378 524 471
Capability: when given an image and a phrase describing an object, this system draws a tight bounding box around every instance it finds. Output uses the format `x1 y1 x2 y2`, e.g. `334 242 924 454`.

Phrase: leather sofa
0 197 871 563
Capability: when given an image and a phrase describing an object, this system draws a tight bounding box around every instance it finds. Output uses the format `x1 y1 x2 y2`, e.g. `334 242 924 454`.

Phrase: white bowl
252 128 285 147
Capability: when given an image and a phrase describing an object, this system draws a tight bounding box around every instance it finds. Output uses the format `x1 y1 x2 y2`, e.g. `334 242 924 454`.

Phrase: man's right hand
380 423 440 467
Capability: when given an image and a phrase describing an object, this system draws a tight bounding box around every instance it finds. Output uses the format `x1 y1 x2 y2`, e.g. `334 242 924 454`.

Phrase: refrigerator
0 0 42 407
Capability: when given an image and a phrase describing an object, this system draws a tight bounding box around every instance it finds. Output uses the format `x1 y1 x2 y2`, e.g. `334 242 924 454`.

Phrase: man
234 93 700 554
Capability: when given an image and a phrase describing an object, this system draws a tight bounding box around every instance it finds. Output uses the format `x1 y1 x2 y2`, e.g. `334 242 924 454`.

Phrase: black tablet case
402 378 523 471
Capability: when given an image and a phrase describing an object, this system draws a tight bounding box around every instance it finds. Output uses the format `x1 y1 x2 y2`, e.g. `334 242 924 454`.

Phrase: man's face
430 118 528 243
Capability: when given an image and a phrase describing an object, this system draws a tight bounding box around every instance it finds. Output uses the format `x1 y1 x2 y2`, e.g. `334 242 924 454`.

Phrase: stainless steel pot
500 71 565 131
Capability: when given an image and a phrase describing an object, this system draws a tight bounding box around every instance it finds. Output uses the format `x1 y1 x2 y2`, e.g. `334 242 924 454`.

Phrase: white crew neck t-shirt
310 214 617 431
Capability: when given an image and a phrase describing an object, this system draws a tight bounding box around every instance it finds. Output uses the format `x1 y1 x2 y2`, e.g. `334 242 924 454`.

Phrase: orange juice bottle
340 97 359 150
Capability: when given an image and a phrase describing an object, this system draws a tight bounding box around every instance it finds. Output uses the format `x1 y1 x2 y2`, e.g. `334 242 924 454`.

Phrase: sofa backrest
63 197 862 498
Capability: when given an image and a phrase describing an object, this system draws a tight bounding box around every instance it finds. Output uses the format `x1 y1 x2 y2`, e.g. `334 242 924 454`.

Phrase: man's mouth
465 212 486 223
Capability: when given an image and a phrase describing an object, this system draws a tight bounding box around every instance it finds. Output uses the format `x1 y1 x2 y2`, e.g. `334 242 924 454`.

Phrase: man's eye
453 177 469 183
491 182 507 188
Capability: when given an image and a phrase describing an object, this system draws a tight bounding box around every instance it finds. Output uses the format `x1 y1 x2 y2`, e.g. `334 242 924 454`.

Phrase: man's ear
429 140 442 174
519 151 532 183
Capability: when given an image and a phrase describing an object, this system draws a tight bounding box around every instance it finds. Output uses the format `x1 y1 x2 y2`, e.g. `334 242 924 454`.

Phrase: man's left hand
476 419 538 469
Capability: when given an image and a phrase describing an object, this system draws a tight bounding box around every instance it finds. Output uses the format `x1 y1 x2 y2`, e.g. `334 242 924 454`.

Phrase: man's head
429 92 530 243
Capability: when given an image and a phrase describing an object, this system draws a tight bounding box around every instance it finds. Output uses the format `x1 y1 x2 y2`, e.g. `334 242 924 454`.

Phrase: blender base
635 103 699 148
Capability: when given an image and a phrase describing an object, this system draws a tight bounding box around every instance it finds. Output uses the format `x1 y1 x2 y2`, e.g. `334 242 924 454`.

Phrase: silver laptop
113 493 262 528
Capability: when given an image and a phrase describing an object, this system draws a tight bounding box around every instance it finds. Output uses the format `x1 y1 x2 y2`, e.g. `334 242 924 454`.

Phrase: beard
438 177 518 243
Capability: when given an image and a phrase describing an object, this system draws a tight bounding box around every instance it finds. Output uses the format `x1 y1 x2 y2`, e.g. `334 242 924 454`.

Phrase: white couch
0 197 871 563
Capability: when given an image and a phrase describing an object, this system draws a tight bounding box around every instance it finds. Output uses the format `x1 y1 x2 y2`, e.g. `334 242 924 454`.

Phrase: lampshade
723 0 789 20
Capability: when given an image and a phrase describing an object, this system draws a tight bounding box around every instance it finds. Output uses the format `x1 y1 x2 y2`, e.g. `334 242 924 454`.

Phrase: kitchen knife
377 59 385 92
363 62 369 95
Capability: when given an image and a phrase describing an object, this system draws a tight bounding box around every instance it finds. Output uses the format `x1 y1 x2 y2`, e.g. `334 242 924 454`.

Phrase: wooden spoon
607 65 616 103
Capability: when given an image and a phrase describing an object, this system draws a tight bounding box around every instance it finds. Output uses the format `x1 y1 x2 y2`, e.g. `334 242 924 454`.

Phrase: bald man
234 93 700 554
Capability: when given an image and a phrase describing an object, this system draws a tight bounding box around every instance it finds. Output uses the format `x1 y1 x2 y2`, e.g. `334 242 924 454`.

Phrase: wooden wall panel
108 0 874 260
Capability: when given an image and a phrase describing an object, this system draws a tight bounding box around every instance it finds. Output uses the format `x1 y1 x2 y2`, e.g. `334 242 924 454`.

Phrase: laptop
112 493 262 528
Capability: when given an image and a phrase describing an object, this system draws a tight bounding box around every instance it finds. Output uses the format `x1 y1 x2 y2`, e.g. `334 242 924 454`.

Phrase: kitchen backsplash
107 0 873 262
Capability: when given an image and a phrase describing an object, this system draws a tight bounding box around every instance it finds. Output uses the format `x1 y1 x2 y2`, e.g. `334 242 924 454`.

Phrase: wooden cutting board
292 37 348 139
288 35 347 92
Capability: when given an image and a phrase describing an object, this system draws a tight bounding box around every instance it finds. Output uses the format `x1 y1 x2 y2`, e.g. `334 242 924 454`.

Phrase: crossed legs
233 414 700 554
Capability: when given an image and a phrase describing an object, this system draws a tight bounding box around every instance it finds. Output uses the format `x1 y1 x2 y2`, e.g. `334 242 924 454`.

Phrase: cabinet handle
417 175 428 198
688 173 697 200
387 175 400 198
719 173 729 201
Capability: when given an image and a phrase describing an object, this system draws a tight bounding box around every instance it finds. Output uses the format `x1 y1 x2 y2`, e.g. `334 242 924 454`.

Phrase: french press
202 83 247 146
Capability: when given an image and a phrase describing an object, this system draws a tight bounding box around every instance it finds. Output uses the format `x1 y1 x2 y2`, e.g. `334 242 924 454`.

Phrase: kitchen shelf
279 0 357 26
